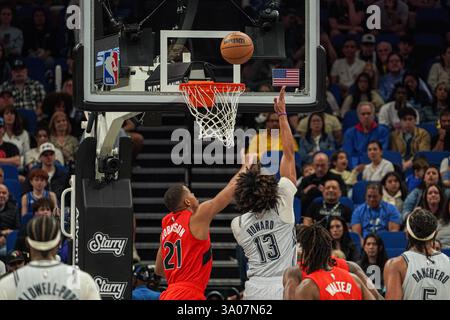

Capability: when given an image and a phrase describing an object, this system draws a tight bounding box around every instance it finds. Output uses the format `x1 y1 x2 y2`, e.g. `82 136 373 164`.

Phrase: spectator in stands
303 179 352 226
323 76 341 117
437 198 450 248
0 90 13 112
23 142 68 199
327 216 360 262
297 112 343 146
132 264 161 300
374 0 409 35
343 102 390 166
362 59 380 88
297 152 347 213
381 171 407 213
351 182 402 238
0 43 10 84
296 163 315 187
62 77 73 97
330 39 366 98
427 45 450 91
22 7 56 69
379 52 406 101
0 116 20 167
419 184 446 218
15 197 54 253
0 58 46 113
328 0 365 36
0 4 23 58
341 72 385 117
432 110 450 151
358 34 377 65
433 239 442 252
397 35 417 73
362 140 395 182
402 166 450 219
248 112 299 158
40 92 73 126
430 82 450 121
403 71 433 122
298 112 336 164
0 183 19 256
379 52 432 103
441 156 450 188
5 250 26 273
406 156 428 191
378 83 417 130
357 233 388 293
21 168 58 216
2 105 30 167
375 41 393 76
25 127 64 171
48 111 78 166
330 150 363 189
390 107 431 170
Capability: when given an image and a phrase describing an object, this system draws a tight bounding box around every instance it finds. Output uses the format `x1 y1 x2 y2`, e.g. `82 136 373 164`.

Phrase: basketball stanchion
179 81 245 148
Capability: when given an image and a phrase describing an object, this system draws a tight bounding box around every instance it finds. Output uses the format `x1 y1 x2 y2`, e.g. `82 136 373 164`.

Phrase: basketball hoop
179 81 245 148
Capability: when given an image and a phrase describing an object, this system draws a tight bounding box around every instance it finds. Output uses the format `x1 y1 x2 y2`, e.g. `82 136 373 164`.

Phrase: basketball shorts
243 276 284 300
159 282 206 300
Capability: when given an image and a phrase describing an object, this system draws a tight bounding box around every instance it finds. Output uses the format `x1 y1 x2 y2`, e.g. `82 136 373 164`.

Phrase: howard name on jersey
246 220 275 237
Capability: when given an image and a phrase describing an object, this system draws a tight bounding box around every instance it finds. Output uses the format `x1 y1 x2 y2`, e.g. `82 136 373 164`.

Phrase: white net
179 82 245 148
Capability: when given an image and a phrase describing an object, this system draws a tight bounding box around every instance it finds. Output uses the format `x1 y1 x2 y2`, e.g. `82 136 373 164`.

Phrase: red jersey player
154 152 255 300
289 224 375 300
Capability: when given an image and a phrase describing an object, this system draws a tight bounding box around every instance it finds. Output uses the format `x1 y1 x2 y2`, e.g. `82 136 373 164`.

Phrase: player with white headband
0 216 100 300
384 208 450 300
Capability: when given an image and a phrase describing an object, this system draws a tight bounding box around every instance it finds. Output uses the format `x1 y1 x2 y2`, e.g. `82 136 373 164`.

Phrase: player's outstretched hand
274 86 286 115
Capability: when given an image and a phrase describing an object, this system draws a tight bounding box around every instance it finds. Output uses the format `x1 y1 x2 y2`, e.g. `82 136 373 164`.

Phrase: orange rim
179 81 245 108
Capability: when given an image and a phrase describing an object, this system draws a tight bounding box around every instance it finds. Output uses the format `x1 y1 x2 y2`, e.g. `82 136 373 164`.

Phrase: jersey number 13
254 234 280 263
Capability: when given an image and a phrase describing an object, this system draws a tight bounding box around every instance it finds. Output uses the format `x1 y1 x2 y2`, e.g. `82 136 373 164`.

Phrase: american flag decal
272 68 300 87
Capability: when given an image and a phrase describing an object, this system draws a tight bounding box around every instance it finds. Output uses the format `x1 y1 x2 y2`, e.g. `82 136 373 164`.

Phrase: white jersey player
0 216 100 300
384 208 450 300
232 86 297 300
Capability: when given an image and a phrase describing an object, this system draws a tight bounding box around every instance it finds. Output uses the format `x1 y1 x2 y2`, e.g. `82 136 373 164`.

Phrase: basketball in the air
220 32 254 65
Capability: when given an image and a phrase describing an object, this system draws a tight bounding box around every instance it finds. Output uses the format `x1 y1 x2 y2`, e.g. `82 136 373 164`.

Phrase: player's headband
406 215 436 242
26 231 61 251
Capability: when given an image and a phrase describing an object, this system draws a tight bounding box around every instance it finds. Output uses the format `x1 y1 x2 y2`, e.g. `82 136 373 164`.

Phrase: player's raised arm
190 152 255 239
275 86 296 184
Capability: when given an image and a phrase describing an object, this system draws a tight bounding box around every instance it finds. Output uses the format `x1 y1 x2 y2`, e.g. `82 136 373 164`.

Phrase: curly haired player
291 223 375 300
231 86 298 300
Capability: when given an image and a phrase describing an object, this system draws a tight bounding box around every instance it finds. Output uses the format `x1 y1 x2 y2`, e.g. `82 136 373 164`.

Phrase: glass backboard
75 0 325 113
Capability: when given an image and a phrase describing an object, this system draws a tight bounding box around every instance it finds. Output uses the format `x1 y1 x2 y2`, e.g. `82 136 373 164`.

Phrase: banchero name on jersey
18 282 78 300
411 268 450 284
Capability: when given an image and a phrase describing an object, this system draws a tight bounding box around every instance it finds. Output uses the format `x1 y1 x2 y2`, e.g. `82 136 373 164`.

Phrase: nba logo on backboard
103 51 119 86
